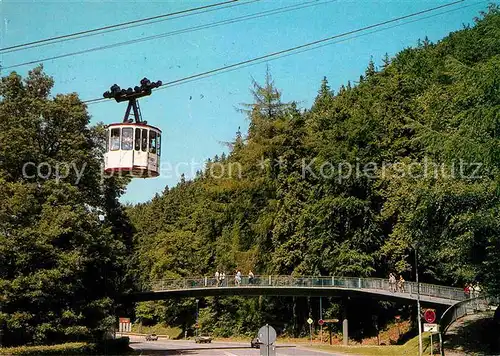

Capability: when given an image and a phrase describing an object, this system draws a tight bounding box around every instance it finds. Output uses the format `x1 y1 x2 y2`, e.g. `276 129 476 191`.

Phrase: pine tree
365 57 376 78
382 53 391 68
311 76 334 113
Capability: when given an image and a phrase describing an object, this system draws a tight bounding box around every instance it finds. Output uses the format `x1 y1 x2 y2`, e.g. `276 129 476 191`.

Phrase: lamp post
414 245 423 356
195 299 199 337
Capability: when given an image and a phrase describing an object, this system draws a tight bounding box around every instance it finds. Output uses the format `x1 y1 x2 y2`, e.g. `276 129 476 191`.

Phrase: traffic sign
194 323 200 329
424 309 436 323
118 317 131 333
307 318 313 325
318 319 324 326
423 323 439 332
258 324 277 345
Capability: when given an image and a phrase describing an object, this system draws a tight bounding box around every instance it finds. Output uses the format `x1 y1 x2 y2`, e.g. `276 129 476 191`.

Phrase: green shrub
0 342 94 355
131 324 182 339
0 338 130 355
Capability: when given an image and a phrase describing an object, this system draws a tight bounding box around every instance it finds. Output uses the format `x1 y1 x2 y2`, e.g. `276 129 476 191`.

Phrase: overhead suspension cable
163 1 484 90
1 0 261 54
3 0 334 69
0 0 242 53
83 0 465 105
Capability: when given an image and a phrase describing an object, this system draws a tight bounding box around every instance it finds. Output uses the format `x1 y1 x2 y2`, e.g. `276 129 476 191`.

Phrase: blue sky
1 0 490 204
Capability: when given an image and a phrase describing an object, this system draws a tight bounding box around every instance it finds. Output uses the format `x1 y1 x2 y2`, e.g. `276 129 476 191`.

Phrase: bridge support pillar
342 300 348 346
343 318 348 346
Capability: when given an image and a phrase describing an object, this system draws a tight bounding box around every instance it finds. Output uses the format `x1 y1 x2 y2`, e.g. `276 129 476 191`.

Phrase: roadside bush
131 324 182 339
0 342 94 355
0 338 130 355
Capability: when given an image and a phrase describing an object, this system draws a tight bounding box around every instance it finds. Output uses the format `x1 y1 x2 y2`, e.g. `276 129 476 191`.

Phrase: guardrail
438 296 498 356
440 296 498 334
142 275 466 302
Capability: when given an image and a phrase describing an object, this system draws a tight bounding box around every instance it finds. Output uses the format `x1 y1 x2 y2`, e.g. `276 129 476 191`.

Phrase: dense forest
0 4 499 348
0 68 133 346
127 6 500 337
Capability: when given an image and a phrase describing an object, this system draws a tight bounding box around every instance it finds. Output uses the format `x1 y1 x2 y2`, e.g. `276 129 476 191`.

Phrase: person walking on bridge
235 270 242 286
464 283 471 298
389 273 396 292
248 270 254 285
473 282 481 298
398 275 405 293
215 271 220 287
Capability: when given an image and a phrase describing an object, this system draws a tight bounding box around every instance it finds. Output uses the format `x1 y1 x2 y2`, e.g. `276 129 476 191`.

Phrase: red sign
318 319 324 326
119 317 130 323
424 309 436 323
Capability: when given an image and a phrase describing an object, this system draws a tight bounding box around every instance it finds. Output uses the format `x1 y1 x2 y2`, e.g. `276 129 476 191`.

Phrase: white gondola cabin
102 78 163 178
104 123 161 177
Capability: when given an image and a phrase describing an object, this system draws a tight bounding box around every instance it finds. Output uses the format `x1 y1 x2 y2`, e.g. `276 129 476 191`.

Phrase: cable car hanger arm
103 77 162 124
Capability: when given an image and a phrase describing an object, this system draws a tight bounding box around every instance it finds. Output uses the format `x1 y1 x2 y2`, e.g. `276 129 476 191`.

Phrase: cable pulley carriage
102 78 162 178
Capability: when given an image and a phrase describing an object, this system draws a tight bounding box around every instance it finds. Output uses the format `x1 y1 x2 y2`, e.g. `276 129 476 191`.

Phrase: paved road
129 336 345 356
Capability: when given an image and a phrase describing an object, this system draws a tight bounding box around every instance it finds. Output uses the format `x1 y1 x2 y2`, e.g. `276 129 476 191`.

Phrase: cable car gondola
102 78 162 178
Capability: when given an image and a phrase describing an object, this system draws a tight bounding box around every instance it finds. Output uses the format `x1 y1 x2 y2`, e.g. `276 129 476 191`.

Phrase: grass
307 332 436 356
130 324 182 339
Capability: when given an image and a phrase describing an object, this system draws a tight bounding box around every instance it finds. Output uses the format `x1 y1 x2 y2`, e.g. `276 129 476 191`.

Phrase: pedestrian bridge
126 275 467 306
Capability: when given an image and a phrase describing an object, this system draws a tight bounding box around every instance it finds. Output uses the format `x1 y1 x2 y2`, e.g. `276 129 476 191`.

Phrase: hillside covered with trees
127 6 500 337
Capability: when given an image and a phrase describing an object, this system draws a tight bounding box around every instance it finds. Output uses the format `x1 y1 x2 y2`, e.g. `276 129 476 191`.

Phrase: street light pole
195 299 199 337
415 246 423 356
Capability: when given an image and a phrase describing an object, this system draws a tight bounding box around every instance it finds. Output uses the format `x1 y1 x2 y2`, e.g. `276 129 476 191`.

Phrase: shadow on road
444 312 500 355
130 343 296 355
130 351 198 355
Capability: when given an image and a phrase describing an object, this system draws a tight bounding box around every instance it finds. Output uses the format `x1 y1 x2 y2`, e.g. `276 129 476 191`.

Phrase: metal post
430 333 433 355
320 297 323 343
415 247 423 356
196 299 199 337
0 302 2 348
267 324 270 356
439 331 444 356
309 322 313 345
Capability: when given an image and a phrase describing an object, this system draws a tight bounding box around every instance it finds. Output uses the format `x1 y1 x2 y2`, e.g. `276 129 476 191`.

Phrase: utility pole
415 246 423 356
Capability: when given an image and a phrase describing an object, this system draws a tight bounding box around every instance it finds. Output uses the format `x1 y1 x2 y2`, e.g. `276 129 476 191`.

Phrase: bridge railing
439 296 496 334
145 275 465 302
